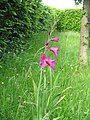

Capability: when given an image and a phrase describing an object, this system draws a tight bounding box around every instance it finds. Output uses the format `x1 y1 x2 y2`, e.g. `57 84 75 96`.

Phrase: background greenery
0 0 82 58
1 1 90 119
0 0 41 58
57 9 83 31
0 31 90 119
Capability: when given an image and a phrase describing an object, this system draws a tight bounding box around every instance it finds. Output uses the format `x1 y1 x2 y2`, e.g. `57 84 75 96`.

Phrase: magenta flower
49 47 59 56
46 57 56 69
52 37 59 42
40 54 47 68
40 53 56 69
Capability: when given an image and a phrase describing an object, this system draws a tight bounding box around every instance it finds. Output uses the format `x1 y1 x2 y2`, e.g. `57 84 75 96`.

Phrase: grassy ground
0 31 90 120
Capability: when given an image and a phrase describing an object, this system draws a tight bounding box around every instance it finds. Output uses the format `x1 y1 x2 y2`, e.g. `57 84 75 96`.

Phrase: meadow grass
0 31 90 120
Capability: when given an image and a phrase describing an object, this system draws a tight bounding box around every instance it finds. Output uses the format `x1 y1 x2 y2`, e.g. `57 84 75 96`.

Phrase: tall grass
0 31 90 120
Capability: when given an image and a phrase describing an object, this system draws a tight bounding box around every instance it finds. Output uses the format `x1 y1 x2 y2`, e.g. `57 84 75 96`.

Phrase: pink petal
40 54 47 68
39 53 56 69
49 47 59 56
46 57 56 69
52 37 59 42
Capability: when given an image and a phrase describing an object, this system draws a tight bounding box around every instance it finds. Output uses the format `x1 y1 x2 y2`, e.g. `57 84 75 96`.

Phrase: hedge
0 2 83 58
57 9 83 31
0 0 41 58
37 7 83 32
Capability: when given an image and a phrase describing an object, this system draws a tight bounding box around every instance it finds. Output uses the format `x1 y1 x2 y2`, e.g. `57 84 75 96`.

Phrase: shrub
57 9 83 31
37 5 55 31
0 0 41 58
37 7 83 32
0 1 83 59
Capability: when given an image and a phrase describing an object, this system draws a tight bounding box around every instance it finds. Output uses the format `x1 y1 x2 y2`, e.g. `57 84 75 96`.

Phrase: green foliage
57 9 83 32
1 32 90 119
74 0 83 4
0 0 41 58
36 6 83 32
37 5 56 31
0 1 83 58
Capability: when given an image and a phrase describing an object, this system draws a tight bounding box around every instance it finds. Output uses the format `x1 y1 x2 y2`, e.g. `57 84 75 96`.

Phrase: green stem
43 71 47 114
44 71 46 89
37 68 43 120
49 68 53 92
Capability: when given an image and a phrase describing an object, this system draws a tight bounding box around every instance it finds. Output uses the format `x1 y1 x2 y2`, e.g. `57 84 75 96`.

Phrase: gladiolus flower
40 54 47 68
52 37 59 42
49 47 59 56
40 53 56 69
46 57 56 69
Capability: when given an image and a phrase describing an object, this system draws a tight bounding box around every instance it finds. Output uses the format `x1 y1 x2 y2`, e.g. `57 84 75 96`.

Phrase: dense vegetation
0 0 42 58
1 32 90 119
1 1 90 120
0 0 82 58
57 9 83 31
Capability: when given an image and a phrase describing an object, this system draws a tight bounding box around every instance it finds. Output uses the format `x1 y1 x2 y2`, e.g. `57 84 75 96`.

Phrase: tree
74 0 90 64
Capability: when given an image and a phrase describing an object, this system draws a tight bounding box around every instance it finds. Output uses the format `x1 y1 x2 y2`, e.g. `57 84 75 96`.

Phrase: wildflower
46 57 56 69
40 53 56 69
40 54 47 68
49 47 59 56
52 37 59 42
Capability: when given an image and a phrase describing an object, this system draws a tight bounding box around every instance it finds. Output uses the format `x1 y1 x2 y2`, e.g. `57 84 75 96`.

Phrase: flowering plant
40 33 60 70
31 22 65 120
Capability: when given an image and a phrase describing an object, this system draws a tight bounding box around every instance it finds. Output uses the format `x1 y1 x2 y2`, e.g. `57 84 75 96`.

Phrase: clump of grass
0 31 90 120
